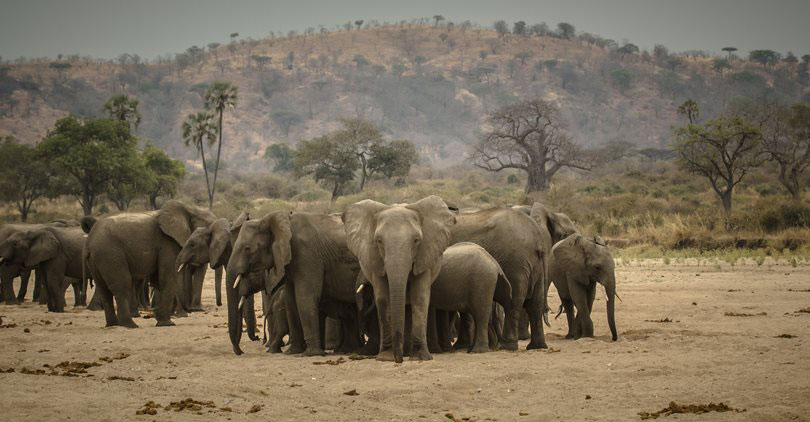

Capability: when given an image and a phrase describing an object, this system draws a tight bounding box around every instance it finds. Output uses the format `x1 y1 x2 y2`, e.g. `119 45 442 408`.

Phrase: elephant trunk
225 269 244 355
604 273 618 341
385 255 411 364
214 266 223 306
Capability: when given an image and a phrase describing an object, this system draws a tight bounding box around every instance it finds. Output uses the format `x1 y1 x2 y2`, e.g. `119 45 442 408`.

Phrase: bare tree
471 99 592 192
758 101 810 201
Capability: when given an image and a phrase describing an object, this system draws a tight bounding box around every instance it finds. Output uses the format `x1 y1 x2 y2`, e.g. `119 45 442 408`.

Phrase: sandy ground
1 263 809 421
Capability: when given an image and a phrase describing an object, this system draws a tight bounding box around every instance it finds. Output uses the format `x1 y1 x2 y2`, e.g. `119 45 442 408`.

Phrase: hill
1 22 807 171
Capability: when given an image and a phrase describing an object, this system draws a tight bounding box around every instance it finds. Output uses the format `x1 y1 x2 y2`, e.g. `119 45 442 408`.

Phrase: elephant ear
342 200 389 277
208 219 232 267
552 234 588 283
530 202 577 244
25 230 59 268
158 200 194 246
593 235 606 247
406 195 456 275
259 211 293 283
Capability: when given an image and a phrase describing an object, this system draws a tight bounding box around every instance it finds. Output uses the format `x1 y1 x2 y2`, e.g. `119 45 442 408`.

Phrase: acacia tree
335 118 383 191
204 81 237 208
106 150 150 211
103 94 141 129
758 102 810 201
673 116 764 216
38 116 139 215
294 134 359 201
143 143 186 210
182 112 217 208
0 137 52 221
471 99 592 192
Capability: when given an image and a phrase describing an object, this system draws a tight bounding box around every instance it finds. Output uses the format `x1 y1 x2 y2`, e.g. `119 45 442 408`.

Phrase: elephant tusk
233 274 241 289
238 296 245 311
177 263 187 273
0 257 4 264
356 284 365 294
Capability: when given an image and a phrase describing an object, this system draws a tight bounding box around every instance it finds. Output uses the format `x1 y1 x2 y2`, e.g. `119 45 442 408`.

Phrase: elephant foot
174 310 189 318
519 332 531 341
3 298 21 305
469 344 489 354
247 333 259 341
360 343 379 356
189 306 205 313
526 341 548 350
565 333 575 339
500 341 518 351
216 299 222 307
104 321 118 327
376 350 396 362
409 349 433 361
155 320 175 327
119 320 139 329
87 303 103 311
302 347 326 357
266 342 283 353
285 344 306 355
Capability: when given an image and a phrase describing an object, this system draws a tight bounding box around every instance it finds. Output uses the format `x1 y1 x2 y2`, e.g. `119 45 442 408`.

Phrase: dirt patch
787 289 810 292
313 357 346 365
135 401 161 415
98 352 130 362
775 334 797 338
164 398 217 413
645 318 675 323
107 375 135 381
638 401 745 419
724 312 767 317
796 308 810 314
247 404 263 413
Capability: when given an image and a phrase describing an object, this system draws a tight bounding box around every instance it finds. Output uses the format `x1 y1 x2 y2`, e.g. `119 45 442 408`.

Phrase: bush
760 203 810 232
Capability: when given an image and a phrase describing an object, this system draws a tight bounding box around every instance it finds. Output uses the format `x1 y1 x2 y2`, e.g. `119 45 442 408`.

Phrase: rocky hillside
1 23 807 171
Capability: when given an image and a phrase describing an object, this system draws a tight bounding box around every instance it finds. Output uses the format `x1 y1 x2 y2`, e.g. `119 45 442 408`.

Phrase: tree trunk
199 138 213 209
211 109 224 210
524 167 547 193
721 190 733 217
359 155 368 191
149 193 158 210
81 190 93 216
331 181 341 202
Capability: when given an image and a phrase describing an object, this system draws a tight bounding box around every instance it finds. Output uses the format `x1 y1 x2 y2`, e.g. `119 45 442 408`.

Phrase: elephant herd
0 197 618 363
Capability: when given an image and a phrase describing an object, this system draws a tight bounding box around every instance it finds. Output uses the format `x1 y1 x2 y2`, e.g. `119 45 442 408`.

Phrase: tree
294 134 358 201
721 46 737 58
367 139 419 179
204 81 237 209
749 49 781 67
354 20 364 30
673 116 764 216
0 137 52 221
251 55 272 70
513 21 527 36
471 99 592 192
758 102 810 201
529 23 549 36
38 116 140 215
433 15 444 27
103 94 141 129
712 58 731 75
143 143 185 210
271 110 303 137
783 52 799 65
335 118 383 191
494 20 509 37
264 143 296 172
610 68 633 93
106 149 151 211
556 22 575 39
182 112 217 208
616 43 639 58
677 99 700 124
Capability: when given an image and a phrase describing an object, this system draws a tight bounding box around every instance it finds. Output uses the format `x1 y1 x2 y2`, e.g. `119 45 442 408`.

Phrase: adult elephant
550 234 618 341
83 200 216 328
343 196 455 363
0 221 75 304
175 214 258 340
0 226 88 312
450 207 551 350
226 211 361 356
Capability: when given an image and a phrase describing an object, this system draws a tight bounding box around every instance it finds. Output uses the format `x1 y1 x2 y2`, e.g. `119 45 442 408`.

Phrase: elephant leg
587 282 596 318
129 281 141 317
1 268 18 304
427 307 442 353
454 312 473 350
501 276 528 350
267 307 289 353
336 315 362 354
190 266 205 312
16 269 31 302
244 294 258 341
215 266 223 307
569 281 593 338
360 310 380 356
518 310 530 340
525 299 548 349
292 271 326 356
561 297 577 339
94 279 118 327
470 305 492 353
374 281 395 361
324 317 340 351
87 287 104 311
282 284 306 354
35 270 47 305
407 274 433 361
154 248 182 327
437 310 454 353
72 279 84 307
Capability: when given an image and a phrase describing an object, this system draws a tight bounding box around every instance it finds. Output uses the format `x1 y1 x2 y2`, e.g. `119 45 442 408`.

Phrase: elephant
0 226 88 312
450 207 551 350
0 221 75 304
82 200 216 328
226 211 362 356
513 202 579 338
427 242 512 353
343 196 456 363
264 286 289 353
550 234 618 341
175 214 258 340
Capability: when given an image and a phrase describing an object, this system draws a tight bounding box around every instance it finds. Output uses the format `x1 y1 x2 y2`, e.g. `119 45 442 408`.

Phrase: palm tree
677 99 700 124
103 94 141 129
204 81 237 207
182 112 217 208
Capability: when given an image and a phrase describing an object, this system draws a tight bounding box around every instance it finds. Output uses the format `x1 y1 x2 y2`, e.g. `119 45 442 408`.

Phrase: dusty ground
1 263 809 421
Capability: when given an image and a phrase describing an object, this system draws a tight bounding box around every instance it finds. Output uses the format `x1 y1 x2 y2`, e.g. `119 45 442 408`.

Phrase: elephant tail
538 249 551 328
555 303 564 320
494 267 512 312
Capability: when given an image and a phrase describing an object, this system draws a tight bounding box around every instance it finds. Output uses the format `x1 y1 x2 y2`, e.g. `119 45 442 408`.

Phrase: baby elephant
550 234 618 341
430 242 512 353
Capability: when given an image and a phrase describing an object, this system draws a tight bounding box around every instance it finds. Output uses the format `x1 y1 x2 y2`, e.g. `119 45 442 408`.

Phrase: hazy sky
1 0 808 60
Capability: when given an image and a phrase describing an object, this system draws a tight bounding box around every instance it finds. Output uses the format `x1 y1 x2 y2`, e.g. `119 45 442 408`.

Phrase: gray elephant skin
0 225 88 311
226 211 362 356
82 200 216 328
550 234 618 341
343 195 455 363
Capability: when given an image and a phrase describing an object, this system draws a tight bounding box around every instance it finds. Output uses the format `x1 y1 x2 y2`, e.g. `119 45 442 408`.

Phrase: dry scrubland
1 263 809 421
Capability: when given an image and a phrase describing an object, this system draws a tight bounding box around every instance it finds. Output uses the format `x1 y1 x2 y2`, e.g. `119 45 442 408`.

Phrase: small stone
585 395 592 400
343 389 359 396
23 328 30 333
